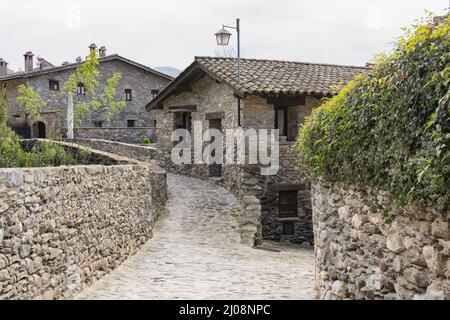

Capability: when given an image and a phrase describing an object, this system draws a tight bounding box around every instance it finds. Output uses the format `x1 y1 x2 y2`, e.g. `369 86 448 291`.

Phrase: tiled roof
0 55 173 81
195 56 368 97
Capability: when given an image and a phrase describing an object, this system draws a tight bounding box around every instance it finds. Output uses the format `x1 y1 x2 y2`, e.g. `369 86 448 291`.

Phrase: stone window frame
77 82 86 95
151 89 160 100
125 89 133 101
278 190 299 219
49 79 60 91
274 106 288 138
127 119 137 128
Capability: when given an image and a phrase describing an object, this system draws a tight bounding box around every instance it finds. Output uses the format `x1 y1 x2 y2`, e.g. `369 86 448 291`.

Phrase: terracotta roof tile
195 56 368 96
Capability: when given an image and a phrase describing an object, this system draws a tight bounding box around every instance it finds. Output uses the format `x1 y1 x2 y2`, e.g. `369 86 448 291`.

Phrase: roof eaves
112 55 174 81
0 54 174 82
194 59 245 98
145 60 199 111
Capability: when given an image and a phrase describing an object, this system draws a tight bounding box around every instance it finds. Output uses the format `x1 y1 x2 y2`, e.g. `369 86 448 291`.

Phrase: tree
16 84 47 120
63 49 125 138
14 48 126 139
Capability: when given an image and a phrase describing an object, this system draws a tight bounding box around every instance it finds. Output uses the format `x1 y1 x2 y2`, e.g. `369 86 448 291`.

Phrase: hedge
297 15 449 211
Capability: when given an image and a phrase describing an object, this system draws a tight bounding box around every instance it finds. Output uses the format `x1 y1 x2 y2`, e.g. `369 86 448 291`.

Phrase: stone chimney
99 46 107 58
76 56 82 63
88 43 97 54
0 58 8 77
24 51 34 72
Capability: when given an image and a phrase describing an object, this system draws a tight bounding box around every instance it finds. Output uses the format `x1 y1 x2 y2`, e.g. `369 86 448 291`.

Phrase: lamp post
215 18 241 82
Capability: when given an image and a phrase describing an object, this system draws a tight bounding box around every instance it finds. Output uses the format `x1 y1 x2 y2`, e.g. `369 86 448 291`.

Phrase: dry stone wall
312 180 449 300
66 138 158 164
0 162 167 300
73 127 158 144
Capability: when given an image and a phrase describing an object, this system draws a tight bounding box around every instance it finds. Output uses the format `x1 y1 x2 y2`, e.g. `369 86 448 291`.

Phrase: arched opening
32 121 46 138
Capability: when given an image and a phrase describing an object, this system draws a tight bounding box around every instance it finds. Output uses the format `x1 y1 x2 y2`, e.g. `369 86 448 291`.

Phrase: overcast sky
1 0 448 72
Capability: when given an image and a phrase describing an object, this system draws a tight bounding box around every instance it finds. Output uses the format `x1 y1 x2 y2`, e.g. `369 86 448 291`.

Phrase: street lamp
215 18 240 82
215 28 232 46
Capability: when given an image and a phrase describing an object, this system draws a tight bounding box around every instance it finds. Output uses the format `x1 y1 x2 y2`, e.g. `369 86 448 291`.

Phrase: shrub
1 82 76 168
0 126 76 168
143 137 152 144
297 15 449 211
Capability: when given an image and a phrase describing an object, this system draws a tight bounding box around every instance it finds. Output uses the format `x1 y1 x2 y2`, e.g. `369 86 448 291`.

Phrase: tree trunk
67 93 74 139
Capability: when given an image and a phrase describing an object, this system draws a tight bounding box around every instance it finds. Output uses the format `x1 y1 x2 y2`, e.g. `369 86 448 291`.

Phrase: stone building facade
0 46 172 143
146 57 367 245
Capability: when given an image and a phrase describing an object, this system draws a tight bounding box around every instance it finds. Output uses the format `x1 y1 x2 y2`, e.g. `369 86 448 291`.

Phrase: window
125 89 132 101
275 106 288 137
77 83 86 95
151 89 160 99
283 222 295 235
152 120 157 127
49 80 59 91
93 121 104 128
127 120 136 128
279 191 298 218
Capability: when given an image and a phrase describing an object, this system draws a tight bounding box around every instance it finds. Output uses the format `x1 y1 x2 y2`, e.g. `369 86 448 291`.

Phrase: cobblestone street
76 174 316 300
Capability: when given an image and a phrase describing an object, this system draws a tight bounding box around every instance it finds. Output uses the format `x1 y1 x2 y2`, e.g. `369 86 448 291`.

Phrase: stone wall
0 161 167 300
258 142 313 245
66 138 158 163
233 95 319 246
312 180 449 300
73 127 158 144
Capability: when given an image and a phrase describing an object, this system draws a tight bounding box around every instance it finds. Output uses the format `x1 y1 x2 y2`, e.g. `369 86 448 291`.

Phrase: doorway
33 121 46 139
208 118 223 177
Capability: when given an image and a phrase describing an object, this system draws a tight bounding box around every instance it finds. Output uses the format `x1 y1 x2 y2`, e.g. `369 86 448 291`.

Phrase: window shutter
279 191 298 218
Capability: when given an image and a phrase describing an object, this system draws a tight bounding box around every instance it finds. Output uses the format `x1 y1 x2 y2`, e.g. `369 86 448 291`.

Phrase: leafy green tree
63 49 126 126
16 84 47 120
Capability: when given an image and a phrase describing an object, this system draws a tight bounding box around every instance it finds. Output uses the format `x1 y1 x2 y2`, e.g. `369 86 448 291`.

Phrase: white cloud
1 0 447 71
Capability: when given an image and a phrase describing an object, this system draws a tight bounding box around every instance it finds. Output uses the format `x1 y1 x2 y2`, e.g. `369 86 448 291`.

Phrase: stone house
146 56 367 245
0 45 173 143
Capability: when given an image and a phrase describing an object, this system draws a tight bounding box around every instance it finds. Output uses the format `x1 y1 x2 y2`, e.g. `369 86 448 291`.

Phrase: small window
49 80 59 91
275 106 288 137
127 120 136 128
152 120 157 127
93 121 104 128
279 191 298 218
151 89 160 99
283 222 295 235
77 83 85 95
125 89 132 101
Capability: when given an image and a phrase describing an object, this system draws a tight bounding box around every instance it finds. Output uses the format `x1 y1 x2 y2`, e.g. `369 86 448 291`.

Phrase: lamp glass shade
215 28 232 46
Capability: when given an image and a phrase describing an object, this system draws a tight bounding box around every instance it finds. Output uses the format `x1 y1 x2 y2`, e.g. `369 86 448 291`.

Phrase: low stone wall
73 127 158 144
0 162 167 300
312 180 449 300
240 196 263 247
66 138 158 164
